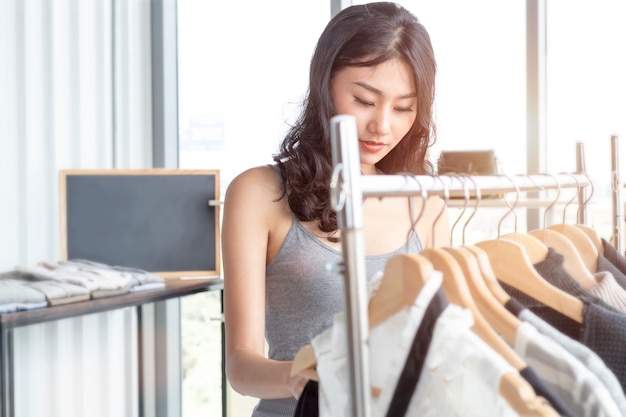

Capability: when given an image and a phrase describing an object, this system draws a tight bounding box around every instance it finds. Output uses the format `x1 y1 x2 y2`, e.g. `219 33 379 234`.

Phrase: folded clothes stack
58 259 167 294
0 260 166 313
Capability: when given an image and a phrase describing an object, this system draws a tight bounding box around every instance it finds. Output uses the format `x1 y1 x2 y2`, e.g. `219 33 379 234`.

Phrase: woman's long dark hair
273 2 437 238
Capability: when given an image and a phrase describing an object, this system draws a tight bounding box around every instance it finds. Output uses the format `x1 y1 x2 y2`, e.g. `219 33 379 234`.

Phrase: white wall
0 1 154 416
0 0 153 272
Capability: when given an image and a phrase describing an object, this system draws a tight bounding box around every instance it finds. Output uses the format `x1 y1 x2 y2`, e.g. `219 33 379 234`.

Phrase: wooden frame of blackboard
59 169 221 279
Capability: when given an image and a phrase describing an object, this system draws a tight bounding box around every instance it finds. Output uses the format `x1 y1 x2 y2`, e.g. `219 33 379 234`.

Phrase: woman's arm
221 166 307 399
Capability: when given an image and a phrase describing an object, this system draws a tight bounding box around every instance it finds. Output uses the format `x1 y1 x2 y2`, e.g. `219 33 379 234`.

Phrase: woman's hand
289 374 310 400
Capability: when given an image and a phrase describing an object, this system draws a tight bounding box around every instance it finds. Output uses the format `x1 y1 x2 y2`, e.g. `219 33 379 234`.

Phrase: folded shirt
60 259 166 292
0 270 90 306
0 277 48 312
6 258 167 310
16 262 133 298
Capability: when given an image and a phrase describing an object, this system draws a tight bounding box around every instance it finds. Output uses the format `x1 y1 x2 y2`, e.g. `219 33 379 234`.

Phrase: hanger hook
402 173 428 232
541 173 561 228
432 175 450 248
497 174 520 237
461 174 481 245
559 172 580 224
449 174 470 246
522 173 546 225
523 173 545 199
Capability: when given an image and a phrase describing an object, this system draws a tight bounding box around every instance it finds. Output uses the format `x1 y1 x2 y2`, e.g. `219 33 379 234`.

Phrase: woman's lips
360 140 385 153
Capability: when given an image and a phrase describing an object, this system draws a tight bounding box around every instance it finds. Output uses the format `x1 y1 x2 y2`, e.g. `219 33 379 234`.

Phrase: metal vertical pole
151 0 179 169
526 0 547 231
576 142 587 224
0 327 14 417
149 2 183 416
330 115 371 417
611 135 622 253
330 0 351 17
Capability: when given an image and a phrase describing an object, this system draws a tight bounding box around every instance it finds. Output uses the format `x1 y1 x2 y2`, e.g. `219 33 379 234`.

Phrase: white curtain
0 1 154 416
0 0 153 272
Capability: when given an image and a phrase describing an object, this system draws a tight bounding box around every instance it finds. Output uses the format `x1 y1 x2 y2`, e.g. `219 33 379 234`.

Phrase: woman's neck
361 164 383 175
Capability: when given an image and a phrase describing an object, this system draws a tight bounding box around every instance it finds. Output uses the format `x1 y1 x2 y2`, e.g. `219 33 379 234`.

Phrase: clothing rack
328 115 592 417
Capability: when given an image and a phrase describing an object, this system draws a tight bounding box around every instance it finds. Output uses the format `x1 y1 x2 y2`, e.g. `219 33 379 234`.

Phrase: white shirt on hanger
312 270 519 417
514 320 622 417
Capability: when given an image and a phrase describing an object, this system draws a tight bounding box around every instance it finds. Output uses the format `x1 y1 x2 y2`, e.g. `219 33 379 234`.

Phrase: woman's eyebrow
353 81 417 99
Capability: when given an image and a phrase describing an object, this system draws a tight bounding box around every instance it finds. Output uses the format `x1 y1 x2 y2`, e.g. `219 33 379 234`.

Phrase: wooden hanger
443 246 520 346
534 171 598 280
368 253 434 327
464 245 512 306
546 224 598 273
290 253 434 387
499 375 559 417
570 171 604 255
574 224 604 255
421 248 525 369
528 228 597 291
421 248 558 417
500 232 548 265
474 238 584 323
448 177 514 307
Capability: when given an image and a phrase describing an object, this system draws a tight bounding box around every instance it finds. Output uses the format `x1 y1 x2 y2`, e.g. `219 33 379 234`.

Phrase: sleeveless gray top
252 206 423 416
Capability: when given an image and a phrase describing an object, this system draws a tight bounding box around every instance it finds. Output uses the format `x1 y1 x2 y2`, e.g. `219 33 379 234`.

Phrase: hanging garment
423 247 564 416
257 213 422 417
312 271 520 417
601 238 626 277
505 298 626 415
513 321 621 417
499 281 626 393
293 381 318 417
596 243 626 291
474 239 584 324
517 366 573 417
588 271 626 313
531 248 617 313
383 286 447 417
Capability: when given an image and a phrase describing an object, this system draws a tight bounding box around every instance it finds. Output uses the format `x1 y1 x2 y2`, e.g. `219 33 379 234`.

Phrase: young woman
221 3 449 416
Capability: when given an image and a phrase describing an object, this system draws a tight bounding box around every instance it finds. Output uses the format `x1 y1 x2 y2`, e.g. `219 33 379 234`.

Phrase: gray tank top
252 209 423 416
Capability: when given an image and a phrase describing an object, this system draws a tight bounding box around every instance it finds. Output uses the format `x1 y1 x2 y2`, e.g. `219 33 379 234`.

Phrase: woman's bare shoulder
225 165 283 201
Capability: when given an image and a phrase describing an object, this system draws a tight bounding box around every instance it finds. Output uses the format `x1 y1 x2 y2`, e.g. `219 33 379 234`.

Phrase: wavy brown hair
273 2 437 238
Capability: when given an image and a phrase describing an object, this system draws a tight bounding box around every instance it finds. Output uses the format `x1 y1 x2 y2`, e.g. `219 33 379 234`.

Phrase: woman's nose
367 108 391 136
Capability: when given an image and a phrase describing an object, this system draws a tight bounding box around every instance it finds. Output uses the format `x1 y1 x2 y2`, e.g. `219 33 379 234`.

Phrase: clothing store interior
3 1 626 417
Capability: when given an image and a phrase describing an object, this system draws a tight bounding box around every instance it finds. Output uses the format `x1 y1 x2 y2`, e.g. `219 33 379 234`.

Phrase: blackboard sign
59 169 220 278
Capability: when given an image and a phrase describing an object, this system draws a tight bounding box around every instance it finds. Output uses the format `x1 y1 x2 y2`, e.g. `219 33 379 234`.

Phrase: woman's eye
354 96 374 106
395 106 414 112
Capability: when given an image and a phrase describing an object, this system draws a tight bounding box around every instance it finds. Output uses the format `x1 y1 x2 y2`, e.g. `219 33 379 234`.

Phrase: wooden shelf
0 278 223 329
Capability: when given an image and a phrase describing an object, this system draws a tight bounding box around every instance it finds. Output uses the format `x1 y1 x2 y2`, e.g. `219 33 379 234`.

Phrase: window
356 0 527 241
175 2 626 413
546 0 626 239
353 0 527 175
177 1 330 415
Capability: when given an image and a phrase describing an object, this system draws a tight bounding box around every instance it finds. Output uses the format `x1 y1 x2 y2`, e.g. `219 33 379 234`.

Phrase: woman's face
331 58 417 174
